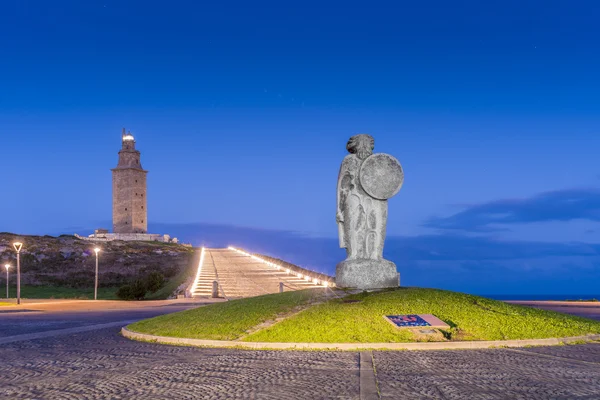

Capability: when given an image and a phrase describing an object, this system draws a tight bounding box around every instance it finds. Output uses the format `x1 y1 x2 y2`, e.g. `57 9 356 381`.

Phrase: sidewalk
0 297 226 313
507 300 600 321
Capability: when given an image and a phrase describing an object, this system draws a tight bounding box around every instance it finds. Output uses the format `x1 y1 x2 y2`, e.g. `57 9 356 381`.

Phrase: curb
121 327 600 351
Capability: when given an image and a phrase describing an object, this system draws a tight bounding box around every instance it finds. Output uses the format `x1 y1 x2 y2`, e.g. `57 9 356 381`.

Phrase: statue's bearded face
347 134 375 160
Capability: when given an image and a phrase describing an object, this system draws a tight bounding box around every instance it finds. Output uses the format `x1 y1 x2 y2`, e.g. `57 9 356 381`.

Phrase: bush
116 284 134 300
145 271 165 293
130 280 147 299
116 280 147 300
116 272 165 300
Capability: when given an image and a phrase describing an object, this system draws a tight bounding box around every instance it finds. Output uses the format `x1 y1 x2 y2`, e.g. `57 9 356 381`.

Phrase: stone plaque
359 153 404 200
384 314 450 329
385 315 430 327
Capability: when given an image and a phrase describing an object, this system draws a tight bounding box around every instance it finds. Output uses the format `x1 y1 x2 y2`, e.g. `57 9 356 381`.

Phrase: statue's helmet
347 134 375 160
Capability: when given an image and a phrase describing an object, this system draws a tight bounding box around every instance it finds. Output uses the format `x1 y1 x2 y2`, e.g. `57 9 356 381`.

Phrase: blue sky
1 0 599 295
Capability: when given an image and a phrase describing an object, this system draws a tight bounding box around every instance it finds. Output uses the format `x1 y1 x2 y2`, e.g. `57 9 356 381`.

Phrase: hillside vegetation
0 233 196 298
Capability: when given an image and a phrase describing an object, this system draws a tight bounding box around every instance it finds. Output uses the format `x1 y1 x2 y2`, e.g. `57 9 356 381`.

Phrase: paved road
0 299 210 339
1 302 599 399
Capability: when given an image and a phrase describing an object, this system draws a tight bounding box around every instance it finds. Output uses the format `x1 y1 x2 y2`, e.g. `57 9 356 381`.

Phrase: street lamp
13 242 22 305
94 248 100 301
4 264 10 299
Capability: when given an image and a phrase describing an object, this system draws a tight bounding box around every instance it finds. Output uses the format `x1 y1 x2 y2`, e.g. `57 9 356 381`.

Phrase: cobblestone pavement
1 303 600 399
1 328 599 399
0 327 360 400
375 344 600 399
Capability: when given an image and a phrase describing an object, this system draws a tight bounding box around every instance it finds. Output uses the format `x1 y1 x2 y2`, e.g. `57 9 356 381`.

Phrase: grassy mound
129 288 327 340
128 287 600 343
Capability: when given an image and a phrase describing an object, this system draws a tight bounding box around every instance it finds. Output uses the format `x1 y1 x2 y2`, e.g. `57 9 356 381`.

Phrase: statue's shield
359 153 404 200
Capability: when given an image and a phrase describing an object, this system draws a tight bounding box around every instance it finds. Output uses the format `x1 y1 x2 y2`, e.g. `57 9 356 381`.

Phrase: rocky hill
0 233 196 291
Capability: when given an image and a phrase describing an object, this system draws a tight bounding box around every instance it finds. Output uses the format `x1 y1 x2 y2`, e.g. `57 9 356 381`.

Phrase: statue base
335 258 399 290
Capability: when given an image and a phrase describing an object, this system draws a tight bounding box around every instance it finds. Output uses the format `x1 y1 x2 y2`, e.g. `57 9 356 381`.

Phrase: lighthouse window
135 180 137 183
141 220 144 223
125 208 127 211
141 206 144 209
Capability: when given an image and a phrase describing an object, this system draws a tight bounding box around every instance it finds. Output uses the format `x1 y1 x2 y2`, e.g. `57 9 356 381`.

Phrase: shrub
116 272 165 300
145 271 165 293
130 279 147 299
116 284 134 300
116 280 147 300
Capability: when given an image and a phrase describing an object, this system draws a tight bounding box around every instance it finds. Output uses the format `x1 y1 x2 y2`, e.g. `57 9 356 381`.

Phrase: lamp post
4 264 10 299
13 242 22 305
94 248 100 301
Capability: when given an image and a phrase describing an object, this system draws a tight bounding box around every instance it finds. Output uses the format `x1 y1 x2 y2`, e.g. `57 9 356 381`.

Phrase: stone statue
335 134 404 289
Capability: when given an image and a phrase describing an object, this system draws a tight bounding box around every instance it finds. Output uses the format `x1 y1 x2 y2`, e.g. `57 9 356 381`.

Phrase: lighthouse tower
112 128 148 233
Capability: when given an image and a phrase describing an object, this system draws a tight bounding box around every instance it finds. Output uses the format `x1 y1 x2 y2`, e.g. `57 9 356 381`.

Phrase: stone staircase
190 250 219 298
190 248 327 299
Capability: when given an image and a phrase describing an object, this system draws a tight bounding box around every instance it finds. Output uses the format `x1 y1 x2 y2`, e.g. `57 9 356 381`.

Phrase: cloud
423 189 600 232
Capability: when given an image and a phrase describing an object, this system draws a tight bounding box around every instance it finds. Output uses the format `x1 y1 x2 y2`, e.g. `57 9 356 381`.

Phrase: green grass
245 288 600 343
18 286 119 300
129 287 600 343
128 288 327 340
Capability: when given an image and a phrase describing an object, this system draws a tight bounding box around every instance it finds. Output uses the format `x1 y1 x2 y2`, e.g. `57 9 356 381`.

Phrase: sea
483 294 599 301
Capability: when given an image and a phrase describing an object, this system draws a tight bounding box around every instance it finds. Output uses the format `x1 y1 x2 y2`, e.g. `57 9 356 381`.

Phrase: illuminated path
190 248 327 299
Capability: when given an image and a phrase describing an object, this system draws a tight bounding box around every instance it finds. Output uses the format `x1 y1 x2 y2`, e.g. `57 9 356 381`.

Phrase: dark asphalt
0 304 194 338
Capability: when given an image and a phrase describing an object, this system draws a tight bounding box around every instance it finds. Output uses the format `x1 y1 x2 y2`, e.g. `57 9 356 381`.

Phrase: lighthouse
111 128 148 233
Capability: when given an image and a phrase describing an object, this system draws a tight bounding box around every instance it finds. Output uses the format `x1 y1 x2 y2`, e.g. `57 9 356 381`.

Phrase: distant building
111 128 148 233
77 129 187 245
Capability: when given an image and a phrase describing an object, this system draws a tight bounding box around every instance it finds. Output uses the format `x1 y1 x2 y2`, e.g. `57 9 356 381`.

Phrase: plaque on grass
384 314 450 329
